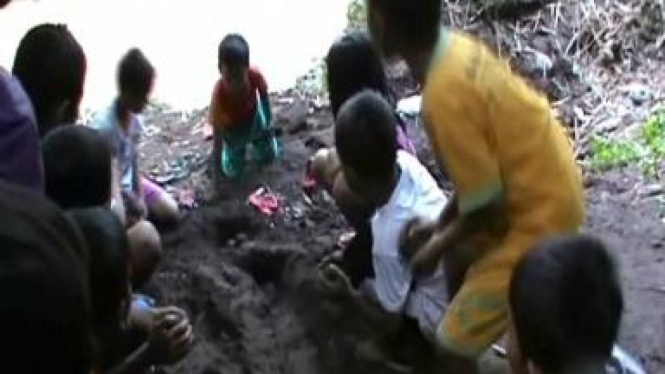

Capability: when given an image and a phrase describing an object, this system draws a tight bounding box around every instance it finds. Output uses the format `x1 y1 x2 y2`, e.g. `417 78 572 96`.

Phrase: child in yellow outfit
366 0 585 371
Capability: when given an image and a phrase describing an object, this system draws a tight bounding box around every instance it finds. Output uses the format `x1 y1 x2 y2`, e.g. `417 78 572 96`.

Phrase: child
310 31 418 222
90 48 180 226
12 23 86 137
0 66 42 191
325 31 416 154
208 33 280 182
68 208 193 372
308 31 418 285
0 0 40 192
320 91 448 353
507 235 645 374
43 125 162 288
0 180 93 373
366 0 585 369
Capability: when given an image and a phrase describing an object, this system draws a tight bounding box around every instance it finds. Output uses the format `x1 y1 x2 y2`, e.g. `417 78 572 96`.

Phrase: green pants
220 104 281 179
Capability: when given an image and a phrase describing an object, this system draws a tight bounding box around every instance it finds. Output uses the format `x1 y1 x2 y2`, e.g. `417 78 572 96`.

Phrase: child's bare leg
127 220 162 288
140 178 180 226
148 194 179 225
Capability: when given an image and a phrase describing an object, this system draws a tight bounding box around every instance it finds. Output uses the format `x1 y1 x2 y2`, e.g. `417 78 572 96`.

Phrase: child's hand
410 231 451 277
318 263 353 297
147 307 194 366
400 218 436 259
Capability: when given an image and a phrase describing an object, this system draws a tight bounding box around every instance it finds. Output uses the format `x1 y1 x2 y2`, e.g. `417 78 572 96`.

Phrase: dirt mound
132 2 665 371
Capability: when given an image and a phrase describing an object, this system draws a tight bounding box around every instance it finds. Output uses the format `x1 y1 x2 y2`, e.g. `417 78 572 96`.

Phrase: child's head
118 48 155 113
12 23 86 137
335 90 398 207
326 31 393 118
508 235 624 374
365 0 441 58
218 33 250 82
68 208 131 332
0 181 93 373
43 125 112 210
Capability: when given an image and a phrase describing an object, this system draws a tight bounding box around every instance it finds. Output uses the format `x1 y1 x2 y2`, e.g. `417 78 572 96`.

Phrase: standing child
208 34 280 183
90 48 179 226
365 0 585 371
320 91 448 371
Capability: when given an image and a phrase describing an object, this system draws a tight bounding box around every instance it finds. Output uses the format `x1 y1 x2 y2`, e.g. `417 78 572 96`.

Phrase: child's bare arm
110 157 127 226
108 308 193 374
411 197 507 275
320 264 402 330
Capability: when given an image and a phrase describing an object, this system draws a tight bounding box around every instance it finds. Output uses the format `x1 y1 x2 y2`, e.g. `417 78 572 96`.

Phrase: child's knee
127 220 162 287
150 194 180 225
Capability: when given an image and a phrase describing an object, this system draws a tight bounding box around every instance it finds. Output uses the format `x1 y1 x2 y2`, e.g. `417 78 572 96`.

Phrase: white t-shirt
369 151 448 339
89 103 143 192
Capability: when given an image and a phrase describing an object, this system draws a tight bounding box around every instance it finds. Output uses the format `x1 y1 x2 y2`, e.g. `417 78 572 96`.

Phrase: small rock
651 240 663 249
287 119 309 135
236 233 248 243
227 239 237 247
624 83 652 106
241 240 257 251
641 183 664 197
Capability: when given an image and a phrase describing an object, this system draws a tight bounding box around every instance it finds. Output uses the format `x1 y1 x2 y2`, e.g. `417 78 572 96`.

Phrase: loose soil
133 2 665 371
137 88 665 373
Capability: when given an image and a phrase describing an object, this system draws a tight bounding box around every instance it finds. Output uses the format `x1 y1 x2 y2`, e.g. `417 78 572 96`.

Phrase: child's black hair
326 31 394 118
335 90 398 180
509 235 624 373
43 125 112 210
118 48 155 97
0 180 93 373
12 23 86 137
218 33 250 71
67 208 130 333
368 0 441 51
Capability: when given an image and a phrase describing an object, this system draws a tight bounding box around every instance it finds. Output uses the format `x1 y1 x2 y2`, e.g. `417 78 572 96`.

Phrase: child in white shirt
319 90 447 342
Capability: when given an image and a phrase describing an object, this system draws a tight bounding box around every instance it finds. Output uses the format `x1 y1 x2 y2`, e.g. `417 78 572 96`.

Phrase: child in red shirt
208 34 280 183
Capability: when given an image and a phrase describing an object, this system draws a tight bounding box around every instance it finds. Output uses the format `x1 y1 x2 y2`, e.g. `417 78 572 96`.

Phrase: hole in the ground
212 214 253 245
235 247 294 286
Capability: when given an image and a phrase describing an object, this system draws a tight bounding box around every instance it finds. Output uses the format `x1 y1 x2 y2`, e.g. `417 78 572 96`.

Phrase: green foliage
589 136 641 170
346 0 367 32
642 110 665 157
590 109 665 179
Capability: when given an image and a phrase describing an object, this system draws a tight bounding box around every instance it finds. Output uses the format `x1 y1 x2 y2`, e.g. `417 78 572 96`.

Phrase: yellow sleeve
428 104 502 215
424 50 503 216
